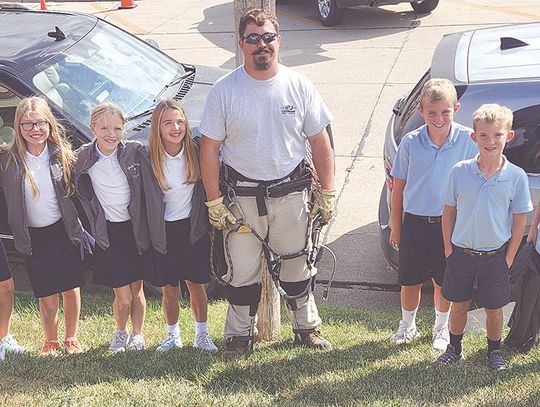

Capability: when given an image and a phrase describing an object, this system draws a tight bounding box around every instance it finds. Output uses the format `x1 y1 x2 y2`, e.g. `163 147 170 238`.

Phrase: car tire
315 0 345 26
411 0 439 13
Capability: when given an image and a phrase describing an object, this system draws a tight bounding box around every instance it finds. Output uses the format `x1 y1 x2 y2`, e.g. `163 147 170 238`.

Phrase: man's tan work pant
223 190 322 339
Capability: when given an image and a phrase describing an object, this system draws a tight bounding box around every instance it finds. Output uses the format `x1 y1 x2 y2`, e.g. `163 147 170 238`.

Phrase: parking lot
27 0 540 309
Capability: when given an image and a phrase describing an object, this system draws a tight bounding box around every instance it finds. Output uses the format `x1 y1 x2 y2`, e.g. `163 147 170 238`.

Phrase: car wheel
315 0 345 26
411 0 439 13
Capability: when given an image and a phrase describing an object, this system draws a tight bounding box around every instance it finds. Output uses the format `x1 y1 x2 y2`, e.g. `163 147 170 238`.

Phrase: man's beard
253 48 273 71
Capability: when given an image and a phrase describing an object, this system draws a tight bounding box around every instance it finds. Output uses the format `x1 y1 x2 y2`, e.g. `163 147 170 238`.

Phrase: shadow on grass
0 345 217 395
280 350 540 406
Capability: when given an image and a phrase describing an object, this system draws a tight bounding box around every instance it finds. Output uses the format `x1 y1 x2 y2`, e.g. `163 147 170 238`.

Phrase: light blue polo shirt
445 156 533 251
391 122 477 216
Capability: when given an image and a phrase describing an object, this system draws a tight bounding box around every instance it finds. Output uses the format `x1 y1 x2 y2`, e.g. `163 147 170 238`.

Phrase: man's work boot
293 329 332 350
221 336 253 358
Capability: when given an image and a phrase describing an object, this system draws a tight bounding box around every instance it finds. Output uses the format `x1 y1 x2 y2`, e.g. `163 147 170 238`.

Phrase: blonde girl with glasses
74 103 150 353
0 96 89 355
141 99 217 352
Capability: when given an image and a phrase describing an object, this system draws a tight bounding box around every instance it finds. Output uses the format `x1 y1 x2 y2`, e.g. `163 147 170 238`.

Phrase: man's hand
205 196 237 230
310 187 336 222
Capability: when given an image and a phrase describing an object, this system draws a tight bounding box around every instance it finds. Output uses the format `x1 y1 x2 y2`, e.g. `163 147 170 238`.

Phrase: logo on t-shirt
280 105 296 115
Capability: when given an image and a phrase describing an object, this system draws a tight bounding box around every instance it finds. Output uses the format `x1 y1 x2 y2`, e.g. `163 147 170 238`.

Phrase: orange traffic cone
40 0 47 10
118 0 136 9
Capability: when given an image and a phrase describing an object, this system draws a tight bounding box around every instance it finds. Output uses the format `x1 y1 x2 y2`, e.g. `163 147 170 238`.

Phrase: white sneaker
394 320 418 344
127 333 145 351
0 343 5 362
109 330 130 353
432 326 450 351
156 333 183 353
1 335 26 354
193 332 218 353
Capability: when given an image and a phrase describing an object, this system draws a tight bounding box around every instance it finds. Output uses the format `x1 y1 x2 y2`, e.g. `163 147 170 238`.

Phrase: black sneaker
487 350 507 372
433 344 463 366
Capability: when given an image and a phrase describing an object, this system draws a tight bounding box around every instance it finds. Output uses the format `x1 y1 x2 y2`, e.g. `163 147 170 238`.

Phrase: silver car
315 0 439 26
378 22 540 270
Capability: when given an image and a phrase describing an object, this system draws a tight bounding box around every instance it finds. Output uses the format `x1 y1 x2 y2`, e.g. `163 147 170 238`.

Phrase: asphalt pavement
17 0 540 325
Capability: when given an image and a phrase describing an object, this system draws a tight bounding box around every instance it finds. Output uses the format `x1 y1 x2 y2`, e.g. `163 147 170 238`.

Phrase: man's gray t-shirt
199 65 333 180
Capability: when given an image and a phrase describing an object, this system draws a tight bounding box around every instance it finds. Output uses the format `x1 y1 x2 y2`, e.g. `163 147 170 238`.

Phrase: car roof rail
0 3 33 11
500 37 529 50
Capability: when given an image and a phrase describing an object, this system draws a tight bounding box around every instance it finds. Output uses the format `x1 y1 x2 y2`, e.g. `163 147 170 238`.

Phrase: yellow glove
310 187 336 222
205 196 238 230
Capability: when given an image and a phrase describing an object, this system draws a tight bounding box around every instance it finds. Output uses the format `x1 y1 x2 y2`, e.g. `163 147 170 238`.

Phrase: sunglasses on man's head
242 32 278 45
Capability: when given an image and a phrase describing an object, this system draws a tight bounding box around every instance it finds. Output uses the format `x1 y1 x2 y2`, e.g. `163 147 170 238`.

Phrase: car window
0 84 21 148
505 104 540 174
25 22 179 129
394 70 431 144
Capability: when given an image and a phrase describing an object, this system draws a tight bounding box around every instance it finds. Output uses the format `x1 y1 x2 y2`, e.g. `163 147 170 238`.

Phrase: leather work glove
310 187 336 223
205 196 238 230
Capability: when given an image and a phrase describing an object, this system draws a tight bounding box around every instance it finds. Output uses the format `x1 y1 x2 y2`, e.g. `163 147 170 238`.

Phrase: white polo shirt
24 143 62 227
163 148 194 221
87 146 131 222
445 156 533 251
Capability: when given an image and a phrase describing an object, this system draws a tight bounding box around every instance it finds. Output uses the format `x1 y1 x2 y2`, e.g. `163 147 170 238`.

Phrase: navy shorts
442 245 510 309
398 213 445 287
0 239 11 282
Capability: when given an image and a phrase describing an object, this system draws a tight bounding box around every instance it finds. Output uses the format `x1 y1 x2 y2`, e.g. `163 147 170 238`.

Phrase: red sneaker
64 338 83 354
41 340 60 355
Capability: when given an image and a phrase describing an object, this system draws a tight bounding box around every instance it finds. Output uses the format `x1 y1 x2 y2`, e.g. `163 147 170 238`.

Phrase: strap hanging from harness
220 161 312 216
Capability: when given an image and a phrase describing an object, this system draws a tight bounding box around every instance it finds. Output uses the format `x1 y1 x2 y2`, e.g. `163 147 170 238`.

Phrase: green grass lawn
2 293 540 407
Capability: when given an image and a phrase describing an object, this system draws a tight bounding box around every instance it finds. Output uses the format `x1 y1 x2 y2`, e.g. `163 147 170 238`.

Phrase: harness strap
221 162 311 216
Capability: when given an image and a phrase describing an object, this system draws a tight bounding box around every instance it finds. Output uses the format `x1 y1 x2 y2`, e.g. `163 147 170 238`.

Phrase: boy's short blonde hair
472 103 513 132
419 78 458 107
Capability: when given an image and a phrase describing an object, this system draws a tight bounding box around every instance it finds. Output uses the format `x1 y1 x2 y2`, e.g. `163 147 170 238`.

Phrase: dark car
315 0 438 26
0 4 227 295
378 22 540 271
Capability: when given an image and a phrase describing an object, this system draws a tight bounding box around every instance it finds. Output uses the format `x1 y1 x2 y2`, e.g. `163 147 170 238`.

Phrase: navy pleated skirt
92 220 148 288
26 219 85 298
147 218 210 287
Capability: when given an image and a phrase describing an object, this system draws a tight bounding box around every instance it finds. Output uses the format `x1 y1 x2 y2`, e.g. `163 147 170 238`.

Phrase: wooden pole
234 0 276 67
233 0 280 341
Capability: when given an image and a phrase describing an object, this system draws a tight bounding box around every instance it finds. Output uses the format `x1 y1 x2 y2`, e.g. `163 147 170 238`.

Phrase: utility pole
233 0 280 341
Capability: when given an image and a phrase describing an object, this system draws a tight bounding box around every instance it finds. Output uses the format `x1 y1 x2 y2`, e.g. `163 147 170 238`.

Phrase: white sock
402 307 418 328
167 323 180 337
195 321 208 336
116 329 128 335
434 309 450 331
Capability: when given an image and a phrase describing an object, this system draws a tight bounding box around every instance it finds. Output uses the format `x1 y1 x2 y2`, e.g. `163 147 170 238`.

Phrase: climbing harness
209 163 337 301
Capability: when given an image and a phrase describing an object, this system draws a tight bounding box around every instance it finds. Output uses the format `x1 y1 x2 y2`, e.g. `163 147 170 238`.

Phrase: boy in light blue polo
390 78 477 350
435 103 533 371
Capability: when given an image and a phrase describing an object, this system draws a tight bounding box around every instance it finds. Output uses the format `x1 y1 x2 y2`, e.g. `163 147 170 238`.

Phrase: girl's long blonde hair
149 99 200 191
8 96 75 198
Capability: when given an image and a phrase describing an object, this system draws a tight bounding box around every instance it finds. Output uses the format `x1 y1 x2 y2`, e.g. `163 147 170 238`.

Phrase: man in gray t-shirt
199 9 335 357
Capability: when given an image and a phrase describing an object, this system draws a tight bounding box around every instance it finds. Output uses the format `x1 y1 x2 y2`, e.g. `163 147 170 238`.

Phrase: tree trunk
256 262 281 341
233 0 280 341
